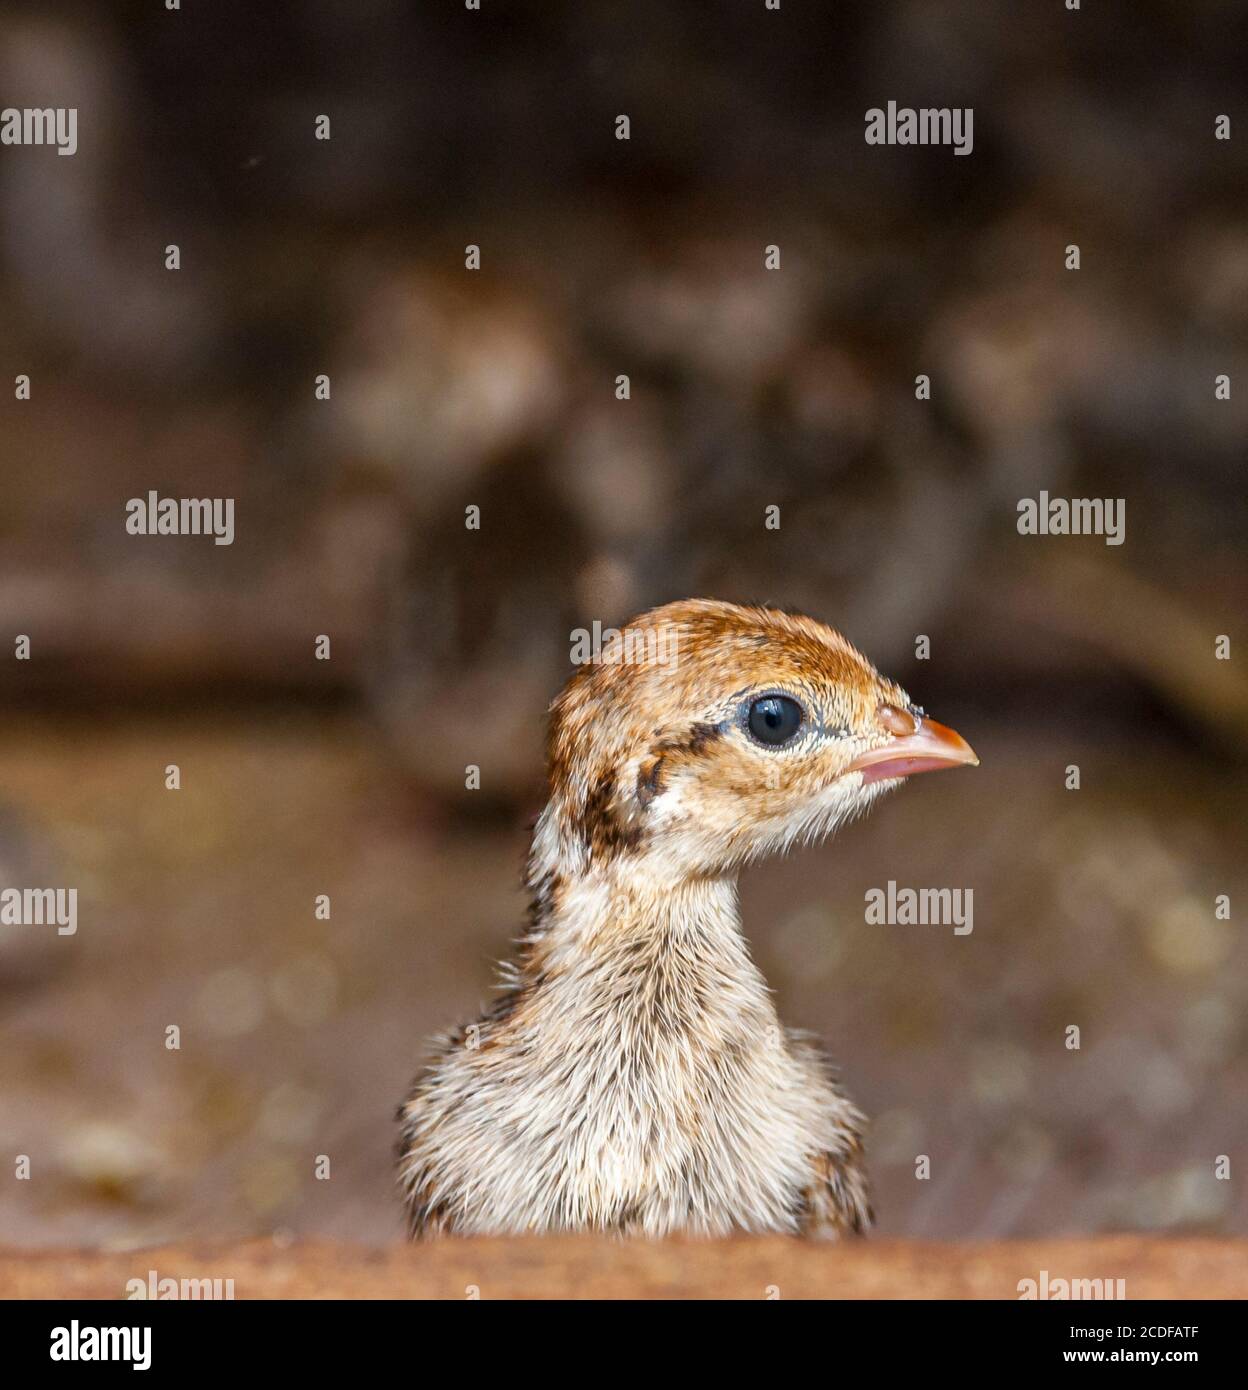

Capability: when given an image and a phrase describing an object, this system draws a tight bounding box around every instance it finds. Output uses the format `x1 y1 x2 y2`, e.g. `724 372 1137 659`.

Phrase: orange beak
846 708 979 787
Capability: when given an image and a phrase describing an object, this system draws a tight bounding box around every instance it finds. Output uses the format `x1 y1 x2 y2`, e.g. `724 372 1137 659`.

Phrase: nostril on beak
877 702 918 737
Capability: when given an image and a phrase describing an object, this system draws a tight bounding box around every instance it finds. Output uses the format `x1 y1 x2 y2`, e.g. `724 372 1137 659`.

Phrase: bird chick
397 598 977 1237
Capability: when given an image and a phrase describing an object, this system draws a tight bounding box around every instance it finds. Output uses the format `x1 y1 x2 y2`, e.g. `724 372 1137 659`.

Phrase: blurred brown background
1 0 1246 1249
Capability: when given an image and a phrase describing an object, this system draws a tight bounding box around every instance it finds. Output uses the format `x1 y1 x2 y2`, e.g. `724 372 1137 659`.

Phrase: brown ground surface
2 1236 1244 1300
1 712 1245 1250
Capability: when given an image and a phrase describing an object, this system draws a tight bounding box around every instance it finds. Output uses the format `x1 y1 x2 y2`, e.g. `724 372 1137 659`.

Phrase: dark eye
747 695 804 746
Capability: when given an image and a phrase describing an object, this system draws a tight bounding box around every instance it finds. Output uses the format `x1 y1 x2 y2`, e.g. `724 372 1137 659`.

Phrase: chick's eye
747 695 803 746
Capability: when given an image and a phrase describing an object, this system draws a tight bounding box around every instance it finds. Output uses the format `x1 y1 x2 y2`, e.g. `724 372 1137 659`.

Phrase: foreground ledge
2 1236 1245 1300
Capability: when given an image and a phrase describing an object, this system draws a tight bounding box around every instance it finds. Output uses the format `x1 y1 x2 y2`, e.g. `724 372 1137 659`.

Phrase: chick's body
398 599 976 1236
